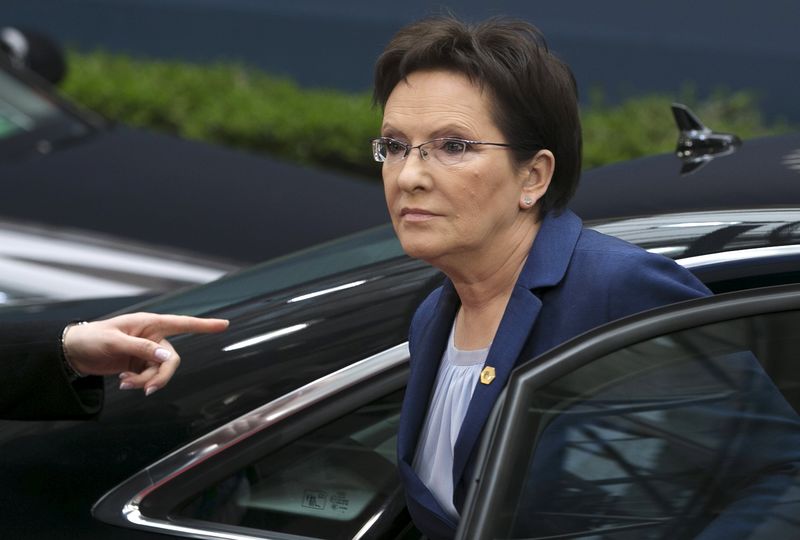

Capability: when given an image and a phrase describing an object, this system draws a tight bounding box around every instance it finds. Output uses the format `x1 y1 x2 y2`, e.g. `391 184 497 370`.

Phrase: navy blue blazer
397 209 711 539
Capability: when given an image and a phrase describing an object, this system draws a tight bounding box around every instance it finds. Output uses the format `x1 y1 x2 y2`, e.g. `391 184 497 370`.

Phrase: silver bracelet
61 321 89 380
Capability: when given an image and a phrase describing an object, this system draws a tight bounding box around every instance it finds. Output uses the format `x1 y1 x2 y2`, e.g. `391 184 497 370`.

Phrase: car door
459 284 800 540
93 343 422 540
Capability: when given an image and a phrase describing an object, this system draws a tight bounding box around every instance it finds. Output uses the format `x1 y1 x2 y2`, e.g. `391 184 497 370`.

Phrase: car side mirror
0 26 67 85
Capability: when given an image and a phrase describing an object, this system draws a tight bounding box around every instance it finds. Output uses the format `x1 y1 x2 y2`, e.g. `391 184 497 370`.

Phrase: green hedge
62 51 382 178
61 51 792 178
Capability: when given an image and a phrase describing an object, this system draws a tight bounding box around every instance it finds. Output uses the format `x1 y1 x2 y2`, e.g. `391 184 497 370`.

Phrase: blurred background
1 0 798 304
3 0 798 176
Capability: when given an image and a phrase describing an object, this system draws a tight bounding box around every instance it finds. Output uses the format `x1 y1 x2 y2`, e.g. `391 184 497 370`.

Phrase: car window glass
131 224 406 315
482 310 800 539
0 69 82 139
170 390 412 539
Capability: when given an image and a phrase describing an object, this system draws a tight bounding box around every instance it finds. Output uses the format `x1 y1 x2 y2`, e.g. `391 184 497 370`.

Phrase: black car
0 49 388 266
2 113 800 539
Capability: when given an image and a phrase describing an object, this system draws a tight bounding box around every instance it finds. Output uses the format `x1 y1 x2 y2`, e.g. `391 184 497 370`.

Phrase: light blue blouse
412 323 489 521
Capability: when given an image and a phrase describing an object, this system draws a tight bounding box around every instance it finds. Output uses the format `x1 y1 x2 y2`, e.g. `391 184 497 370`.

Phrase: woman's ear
519 149 555 210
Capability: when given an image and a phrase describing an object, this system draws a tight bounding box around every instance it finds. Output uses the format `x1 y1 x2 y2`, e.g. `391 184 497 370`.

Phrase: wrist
61 321 89 381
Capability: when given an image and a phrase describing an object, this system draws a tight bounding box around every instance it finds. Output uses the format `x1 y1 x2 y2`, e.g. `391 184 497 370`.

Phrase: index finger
138 314 230 337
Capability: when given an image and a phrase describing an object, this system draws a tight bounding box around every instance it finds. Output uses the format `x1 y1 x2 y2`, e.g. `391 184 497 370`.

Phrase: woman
371 17 709 539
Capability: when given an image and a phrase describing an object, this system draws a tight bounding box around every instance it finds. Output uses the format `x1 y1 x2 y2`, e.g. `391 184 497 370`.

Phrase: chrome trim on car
93 342 411 539
677 245 800 269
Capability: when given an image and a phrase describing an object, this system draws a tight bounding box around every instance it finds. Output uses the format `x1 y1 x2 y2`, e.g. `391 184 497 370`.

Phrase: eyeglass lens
373 138 468 165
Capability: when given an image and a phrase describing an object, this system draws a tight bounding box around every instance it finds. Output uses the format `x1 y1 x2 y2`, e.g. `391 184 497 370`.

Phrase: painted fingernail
145 386 158 396
118 372 131 379
119 382 134 390
154 348 171 361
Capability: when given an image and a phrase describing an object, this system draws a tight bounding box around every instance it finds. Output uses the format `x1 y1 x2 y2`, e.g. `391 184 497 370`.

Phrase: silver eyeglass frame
371 136 513 165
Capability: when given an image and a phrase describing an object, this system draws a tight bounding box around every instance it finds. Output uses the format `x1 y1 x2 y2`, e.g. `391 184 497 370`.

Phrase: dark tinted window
483 311 800 539
0 69 90 148
132 224 405 316
173 390 414 539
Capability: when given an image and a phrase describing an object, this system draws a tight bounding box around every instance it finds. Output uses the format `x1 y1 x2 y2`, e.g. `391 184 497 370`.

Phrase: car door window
93 343 421 540
168 389 415 540
462 287 800 540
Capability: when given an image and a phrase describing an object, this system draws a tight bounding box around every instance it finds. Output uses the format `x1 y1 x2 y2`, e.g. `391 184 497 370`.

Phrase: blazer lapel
451 284 541 485
451 209 584 493
397 280 460 468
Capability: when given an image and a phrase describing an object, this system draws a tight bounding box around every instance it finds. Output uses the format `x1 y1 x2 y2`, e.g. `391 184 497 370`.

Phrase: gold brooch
480 366 496 385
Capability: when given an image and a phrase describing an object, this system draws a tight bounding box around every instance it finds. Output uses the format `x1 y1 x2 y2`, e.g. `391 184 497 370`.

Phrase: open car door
459 284 800 539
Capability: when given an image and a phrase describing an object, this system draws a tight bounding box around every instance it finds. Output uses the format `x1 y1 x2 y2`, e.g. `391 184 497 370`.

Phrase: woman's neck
443 221 541 350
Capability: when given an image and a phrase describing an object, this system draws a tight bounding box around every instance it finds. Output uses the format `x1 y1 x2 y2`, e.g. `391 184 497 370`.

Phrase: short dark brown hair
373 17 582 213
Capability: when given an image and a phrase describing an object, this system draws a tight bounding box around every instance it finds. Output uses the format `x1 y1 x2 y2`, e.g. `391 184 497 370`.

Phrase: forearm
0 320 103 420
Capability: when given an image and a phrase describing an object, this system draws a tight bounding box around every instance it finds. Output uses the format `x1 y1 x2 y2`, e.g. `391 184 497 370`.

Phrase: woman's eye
441 140 467 154
386 140 405 155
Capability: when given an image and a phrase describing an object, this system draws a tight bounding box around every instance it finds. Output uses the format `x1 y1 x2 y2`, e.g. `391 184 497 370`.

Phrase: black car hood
572 133 800 221
0 125 389 263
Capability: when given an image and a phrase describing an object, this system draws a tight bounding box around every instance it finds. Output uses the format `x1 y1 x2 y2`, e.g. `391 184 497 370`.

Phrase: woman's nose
394 149 433 192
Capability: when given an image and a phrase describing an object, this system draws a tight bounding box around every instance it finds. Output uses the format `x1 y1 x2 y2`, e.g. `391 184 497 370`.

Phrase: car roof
0 60 388 264
1 124 389 263
0 217 236 304
571 132 800 221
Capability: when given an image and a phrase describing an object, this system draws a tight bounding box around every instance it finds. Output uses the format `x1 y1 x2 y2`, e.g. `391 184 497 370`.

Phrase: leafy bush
61 51 792 178
62 51 382 177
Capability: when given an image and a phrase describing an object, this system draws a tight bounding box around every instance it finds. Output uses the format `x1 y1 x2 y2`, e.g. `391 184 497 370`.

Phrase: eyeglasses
371 136 513 166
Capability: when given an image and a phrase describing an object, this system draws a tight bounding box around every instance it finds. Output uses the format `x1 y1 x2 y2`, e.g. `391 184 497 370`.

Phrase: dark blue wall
3 0 798 121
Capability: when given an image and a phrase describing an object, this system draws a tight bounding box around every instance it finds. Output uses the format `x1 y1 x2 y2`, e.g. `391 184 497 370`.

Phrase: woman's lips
400 208 439 222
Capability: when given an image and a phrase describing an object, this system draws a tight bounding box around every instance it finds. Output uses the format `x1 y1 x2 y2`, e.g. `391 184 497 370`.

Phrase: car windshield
128 224 405 316
0 67 90 148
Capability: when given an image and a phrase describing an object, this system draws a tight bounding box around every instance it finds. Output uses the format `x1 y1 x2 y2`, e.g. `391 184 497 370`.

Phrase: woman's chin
397 237 444 262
